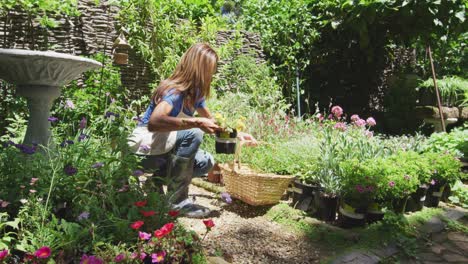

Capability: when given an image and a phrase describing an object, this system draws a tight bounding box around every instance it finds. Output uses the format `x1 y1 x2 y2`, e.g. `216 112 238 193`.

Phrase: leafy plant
417 76 468 107
423 125 468 158
422 152 461 185
448 180 468 208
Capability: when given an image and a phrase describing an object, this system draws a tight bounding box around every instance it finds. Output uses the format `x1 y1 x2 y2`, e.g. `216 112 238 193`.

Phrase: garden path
178 184 324 264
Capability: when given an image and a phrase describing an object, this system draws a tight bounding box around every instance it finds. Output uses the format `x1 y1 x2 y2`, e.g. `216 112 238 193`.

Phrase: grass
265 204 446 263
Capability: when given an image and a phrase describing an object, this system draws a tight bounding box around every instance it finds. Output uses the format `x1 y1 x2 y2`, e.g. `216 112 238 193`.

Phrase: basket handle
232 139 252 171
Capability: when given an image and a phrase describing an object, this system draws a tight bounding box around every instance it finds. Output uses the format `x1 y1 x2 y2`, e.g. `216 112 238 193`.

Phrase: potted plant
214 113 245 154
339 159 378 227
375 154 419 214
400 152 432 212
423 152 461 207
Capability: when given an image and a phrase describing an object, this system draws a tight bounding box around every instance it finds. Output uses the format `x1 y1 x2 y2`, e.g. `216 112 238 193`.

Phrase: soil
179 184 324 264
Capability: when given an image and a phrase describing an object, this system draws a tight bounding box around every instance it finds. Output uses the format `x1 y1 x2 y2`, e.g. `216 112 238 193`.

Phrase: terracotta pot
207 163 223 184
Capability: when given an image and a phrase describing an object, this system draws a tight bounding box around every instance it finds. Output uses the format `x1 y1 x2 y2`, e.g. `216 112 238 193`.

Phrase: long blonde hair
152 43 218 110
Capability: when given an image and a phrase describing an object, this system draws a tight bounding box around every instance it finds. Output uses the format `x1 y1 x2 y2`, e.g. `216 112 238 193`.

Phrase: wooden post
427 46 446 132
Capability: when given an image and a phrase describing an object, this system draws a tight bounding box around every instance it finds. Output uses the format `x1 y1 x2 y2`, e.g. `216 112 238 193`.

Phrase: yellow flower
236 120 246 132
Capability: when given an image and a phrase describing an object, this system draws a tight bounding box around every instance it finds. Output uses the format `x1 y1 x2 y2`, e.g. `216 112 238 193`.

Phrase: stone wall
0 1 265 99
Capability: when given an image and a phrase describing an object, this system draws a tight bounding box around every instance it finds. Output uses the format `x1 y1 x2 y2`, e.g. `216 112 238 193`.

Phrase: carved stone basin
0 49 101 146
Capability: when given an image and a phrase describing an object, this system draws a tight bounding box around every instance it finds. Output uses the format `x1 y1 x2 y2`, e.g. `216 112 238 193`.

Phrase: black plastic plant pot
215 130 237 154
366 202 385 224
314 190 338 222
291 180 318 212
425 183 446 208
405 184 429 212
338 203 366 228
441 184 451 202
392 197 409 214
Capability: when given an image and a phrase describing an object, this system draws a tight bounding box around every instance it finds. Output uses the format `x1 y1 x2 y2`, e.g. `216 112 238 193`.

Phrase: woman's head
153 43 218 107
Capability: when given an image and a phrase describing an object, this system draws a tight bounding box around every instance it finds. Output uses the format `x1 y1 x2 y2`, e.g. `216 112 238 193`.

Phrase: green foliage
418 76 468 107
448 180 468 209
0 213 19 251
423 126 468 158
422 152 461 184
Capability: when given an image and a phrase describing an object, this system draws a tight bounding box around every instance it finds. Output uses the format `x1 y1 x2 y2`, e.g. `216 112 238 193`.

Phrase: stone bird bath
0 49 101 146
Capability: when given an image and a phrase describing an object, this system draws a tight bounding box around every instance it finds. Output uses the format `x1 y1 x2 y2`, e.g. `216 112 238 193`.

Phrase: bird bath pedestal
0 49 101 146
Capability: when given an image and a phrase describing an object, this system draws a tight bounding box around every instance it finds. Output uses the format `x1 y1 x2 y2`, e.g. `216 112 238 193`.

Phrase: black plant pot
366 203 385 224
406 184 429 212
441 184 451 202
392 197 409 214
425 183 446 208
314 190 338 222
215 130 237 154
338 202 366 228
291 180 319 212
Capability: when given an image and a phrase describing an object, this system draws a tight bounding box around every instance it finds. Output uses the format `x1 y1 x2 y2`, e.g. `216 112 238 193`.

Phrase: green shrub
417 76 468 107
424 125 468 158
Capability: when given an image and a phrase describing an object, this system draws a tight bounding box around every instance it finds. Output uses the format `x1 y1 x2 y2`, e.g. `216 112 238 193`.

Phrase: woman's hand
194 117 221 134
237 132 258 147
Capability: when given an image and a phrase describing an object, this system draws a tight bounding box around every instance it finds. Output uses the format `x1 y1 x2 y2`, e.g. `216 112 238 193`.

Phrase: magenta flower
366 185 374 192
130 252 138 259
138 231 152 240
139 145 151 152
139 253 147 260
331 106 343 118
79 117 87 130
389 181 395 187
34 246 51 258
430 179 436 185
114 253 125 262
350 114 360 122
80 254 103 264
366 117 376 127
0 249 9 260
77 211 90 221
152 251 166 263
78 133 88 142
334 122 347 131
30 178 39 185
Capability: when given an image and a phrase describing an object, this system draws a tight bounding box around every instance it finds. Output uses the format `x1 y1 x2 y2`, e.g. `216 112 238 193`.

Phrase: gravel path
179 184 323 264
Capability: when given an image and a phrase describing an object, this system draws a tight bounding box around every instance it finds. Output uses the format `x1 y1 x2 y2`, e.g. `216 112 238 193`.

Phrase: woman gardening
135 43 256 218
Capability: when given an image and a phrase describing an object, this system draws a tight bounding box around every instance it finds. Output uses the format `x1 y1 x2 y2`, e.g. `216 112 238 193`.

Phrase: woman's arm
196 106 213 120
148 101 219 133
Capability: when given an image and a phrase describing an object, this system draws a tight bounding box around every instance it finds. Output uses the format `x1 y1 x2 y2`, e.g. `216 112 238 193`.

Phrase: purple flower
16 144 36 154
64 165 78 176
354 119 366 127
77 211 90 221
139 145 151 152
221 192 232 204
366 185 374 192
79 117 87 130
78 133 88 142
65 99 75 109
366 117 376 127
80 255 103 264
138 231 152 240
331 106 343 118
389 181 395 187
430 179 436 185
133 170 144 177
48 116 59 122
114 253 125 262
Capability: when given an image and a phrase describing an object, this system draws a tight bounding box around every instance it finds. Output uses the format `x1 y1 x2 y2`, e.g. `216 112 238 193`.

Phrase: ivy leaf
433 18 443 27
331 20 341 29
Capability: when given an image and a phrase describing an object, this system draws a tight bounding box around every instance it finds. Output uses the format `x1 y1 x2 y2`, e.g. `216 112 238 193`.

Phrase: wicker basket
219 162 294 206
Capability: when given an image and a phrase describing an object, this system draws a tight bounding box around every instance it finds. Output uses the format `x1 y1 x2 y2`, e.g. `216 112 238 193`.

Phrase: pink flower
1 201 9 208
114 253 125 262
366 117 376 127
168 210 179 217
364 131 373 138
138 231 151 240
366 185 374 192
334 122 347 131
34 246 51 259
355 185 365 193
152 251 166 263
29 189 37 193
30 178 39 185
65 99 75 109
350 114 360 122
430 179 436 185
354 119 366 127
130 221 144 230
316 113 324 122
130 252 138 259
139 253 147 260
80 254 103 264
331 106 343 118
404 175 410 180
203 219 215 229
79 117 87 130
389 181 395 188
0 249 9 260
